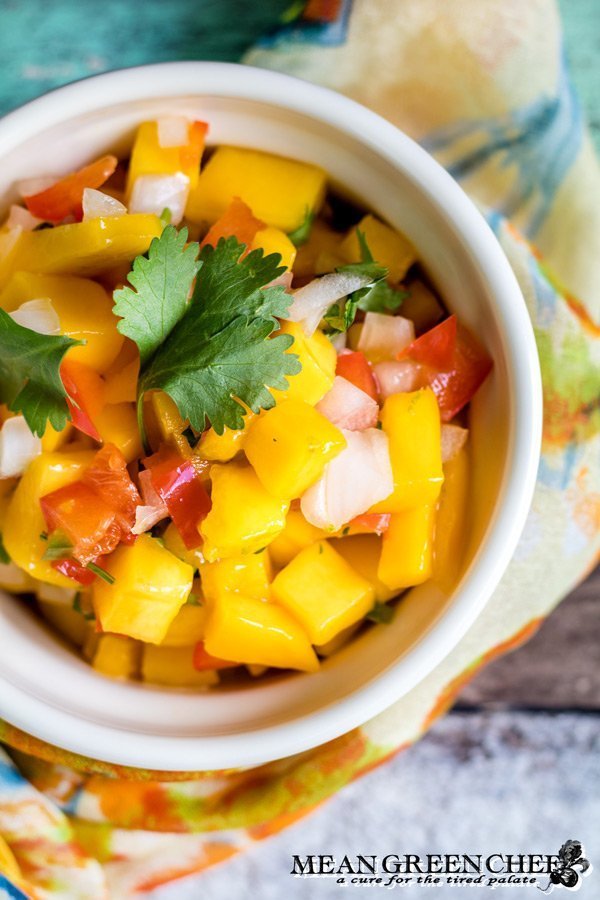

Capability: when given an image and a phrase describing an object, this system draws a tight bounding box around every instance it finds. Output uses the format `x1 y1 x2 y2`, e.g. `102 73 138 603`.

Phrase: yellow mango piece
293 219 345 278
200 464 288 561
245 400 345 501
204 592 318 672
378 505 435 590
3 450 94 587
433 447 470 590
102 341 140 403
94 403 141 463
197 423 248 462
339 214 416 284
0 272 124 372
400 280 444 333
92 533 194 643
271 540 375 644
151 391 187 441
162 522 205 570
200 549 272 602
0 561 35 592
0 477 15 529
333 534 396 602
38 599 89 647
127 120 204 193
251 226 296 270
269 509 324 569
160 599 207 647
8 214 162 278
84 631 141 679
41 422 73 453
370 389 444 513
141 644 218 687
186 146 326 232
270 320 336 406
315 623 360 657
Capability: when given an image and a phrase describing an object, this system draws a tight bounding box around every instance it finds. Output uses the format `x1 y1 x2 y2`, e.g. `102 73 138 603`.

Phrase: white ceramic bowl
0 62 542 771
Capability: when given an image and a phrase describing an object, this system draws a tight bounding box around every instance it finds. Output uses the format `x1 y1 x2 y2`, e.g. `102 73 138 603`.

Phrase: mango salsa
378 505 435 590
160 600 207 647
339 214 416 283
141 644 218 687
200 550 272 602
126 119 206 193
269 509 324 569
270 321 336 406
271 540 375 644
94 403 142 463
84 631 141 679
252 226 296 270
334 534 397 602
433 446 470 590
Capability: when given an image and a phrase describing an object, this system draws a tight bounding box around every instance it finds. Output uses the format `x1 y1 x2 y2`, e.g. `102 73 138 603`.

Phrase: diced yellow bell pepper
102 341 140 403
251 226 296 270
271 540 375 644
378 505 435 590
160 599 207 647
245 399 346 501
162 522 205 570
8 214 163 278
339 214 416 284
186 146 326 232
126 120 206 193
38 599 89 647
0 272 124 372
398 280 444 333
200 464 288 561
433 447 470 590
268 509 324 569
83 631 141 679
141 643 218 687
41 422 73 453
92 533 194 643
333 534 396 602
293 219 345 278
204 592 318 672
2 450 95 587
200 549 272 602
270 320 336 406
370 389 444 513
94 403 142 463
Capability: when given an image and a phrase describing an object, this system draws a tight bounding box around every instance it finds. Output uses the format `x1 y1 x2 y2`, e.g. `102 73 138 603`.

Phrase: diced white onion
265 269 293 290
358 312 415 362
441 424 468 463
6 205 43 231
157 116 190 148
301 427 393 531
36 583 77 605
0 562 32 592
10 298 61 335
129 173 190 225
17 175 57 197
0 415 42 478
316 376 379 431
82 188 127 220
373 359 422 400
285 272 373 337
330 332 347 352
132 470 168 534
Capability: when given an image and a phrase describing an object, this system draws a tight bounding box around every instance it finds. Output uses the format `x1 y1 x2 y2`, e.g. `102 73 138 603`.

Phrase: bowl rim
0 61 542 771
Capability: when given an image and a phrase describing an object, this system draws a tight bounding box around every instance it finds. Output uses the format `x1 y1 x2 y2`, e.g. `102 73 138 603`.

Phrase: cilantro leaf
140 316 300 434
367 602 395 624
113 225 199 365
0 533 10 565
0 309 81 436
354 279 409 314
288 208 315 247
191 238 288 333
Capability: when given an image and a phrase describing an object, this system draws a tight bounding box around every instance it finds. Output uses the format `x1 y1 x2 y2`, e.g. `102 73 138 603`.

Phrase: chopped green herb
39 531 48 541
288 207 315 247
42 532 74 561
86 561 115 585
341 526 350 536
367 602 394 624
318 543 324 554
186 592 202 606
159 207 172 226
0 534 10 565
72 592 96 621
253 546 267 555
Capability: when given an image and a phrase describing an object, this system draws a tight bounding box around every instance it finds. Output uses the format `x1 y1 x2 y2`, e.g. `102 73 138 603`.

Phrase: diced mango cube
378 505 435 590
270 321 336 406
38 599 89 647
269 509 324 569
162 522 205 570
315 623 360 657
197 412 255 462
339 214 416 284
293 219 345 278
333 534 396 602
271 540 374 644
83 632 141 679
127 119 207 193
399 280 444 333
186 146 326 232
102 341 140 403
200 464 288 561
245 400 345 501
204 592 318 672
8 214 163 278
160 599 207 647
92 534 194 643
142 644 218 687
2 450 95 587
94 403 142 463
200 549 272 602
251 226 296 270
370 389 443 513
0 272 124 372
41 422 73 453
433 447 470 590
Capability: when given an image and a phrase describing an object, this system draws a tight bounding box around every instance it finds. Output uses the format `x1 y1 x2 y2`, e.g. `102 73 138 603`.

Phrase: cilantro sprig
114 226 300 437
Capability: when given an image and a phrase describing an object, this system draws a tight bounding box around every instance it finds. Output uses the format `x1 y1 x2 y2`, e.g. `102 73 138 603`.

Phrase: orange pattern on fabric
135 842 239 892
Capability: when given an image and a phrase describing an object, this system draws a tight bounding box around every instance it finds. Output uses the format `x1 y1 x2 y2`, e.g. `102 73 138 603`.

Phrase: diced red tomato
335 350 378 401
346 512 391 536
193 642 240 671
41 444 140 564
52 557 96 586
200 197 264 250
401 315 457 371
23 155 118 222
143 445 211 550
60 359 106 441
179 120 208 173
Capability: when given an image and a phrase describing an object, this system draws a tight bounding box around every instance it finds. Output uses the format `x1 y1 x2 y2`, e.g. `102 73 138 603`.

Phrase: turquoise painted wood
0 0 597 151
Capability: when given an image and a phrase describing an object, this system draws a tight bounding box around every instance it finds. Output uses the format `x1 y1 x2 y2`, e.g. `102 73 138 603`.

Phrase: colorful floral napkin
1 1 598 896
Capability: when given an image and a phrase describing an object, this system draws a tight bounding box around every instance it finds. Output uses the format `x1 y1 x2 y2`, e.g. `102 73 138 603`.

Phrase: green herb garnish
0 534 10 565
86 561 115 585
186 592 202 606
73 592 96 621
42 532 74 561
367 602 394 624
288 207 314 247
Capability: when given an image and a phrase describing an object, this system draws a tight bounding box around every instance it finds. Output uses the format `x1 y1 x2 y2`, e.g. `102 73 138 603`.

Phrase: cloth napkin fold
1 1 598 896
